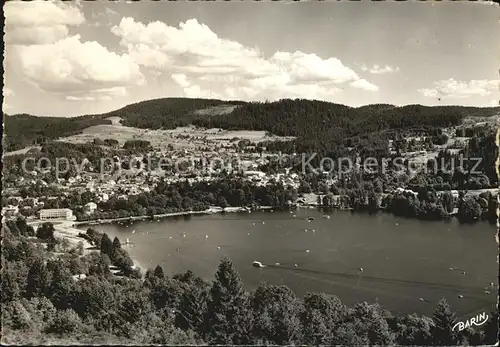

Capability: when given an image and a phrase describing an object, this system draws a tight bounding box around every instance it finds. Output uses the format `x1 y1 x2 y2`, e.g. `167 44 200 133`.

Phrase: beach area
27 206 257 277
26 219 147 275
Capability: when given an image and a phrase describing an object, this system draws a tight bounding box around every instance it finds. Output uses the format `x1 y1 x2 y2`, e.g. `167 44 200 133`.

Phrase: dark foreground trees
205 257 253 344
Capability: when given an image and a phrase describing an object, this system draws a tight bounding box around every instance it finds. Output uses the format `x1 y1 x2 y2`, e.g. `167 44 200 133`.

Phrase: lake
88 209 498 317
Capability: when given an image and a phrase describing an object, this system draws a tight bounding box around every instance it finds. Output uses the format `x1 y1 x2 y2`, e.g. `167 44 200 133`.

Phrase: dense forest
108 98 500 156
5 98 500 154
101 97 245 129
1 220 497 345
195 101 500 155
3 114 111 152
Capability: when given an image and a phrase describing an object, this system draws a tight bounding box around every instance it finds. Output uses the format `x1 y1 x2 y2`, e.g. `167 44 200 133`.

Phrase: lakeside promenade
74 206 255 227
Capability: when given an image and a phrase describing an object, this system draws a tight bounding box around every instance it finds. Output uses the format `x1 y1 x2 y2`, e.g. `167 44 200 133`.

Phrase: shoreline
131 258 147 275
68 200 490 228
32 200 493 247
52 222 95 256
32 220 149 277
74 206 274 227
30 203 493 279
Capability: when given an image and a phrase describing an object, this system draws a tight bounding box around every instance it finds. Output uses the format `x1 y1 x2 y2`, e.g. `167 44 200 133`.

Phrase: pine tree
153 265 165 279
205 256 253 344
89 253 112 278
394 313 433 345
302 293 347 345
100 233 113 258
175 277 210 333
36 222 55 240
26 257 49 298
112 237 121 253
252 284 303 344
1 263 22 303
431 298 458 345
48 261 74 310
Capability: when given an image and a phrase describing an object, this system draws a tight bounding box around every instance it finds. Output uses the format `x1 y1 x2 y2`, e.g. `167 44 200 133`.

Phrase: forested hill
106 98 500 135
101 97 246 129
4 98 499 153
3 113 112 152
193 101 500 154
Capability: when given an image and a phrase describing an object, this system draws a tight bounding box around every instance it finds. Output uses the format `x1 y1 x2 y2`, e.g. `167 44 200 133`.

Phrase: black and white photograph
2 0 499 345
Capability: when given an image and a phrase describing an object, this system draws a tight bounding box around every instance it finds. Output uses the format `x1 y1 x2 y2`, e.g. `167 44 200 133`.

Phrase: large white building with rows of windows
39 208 74 221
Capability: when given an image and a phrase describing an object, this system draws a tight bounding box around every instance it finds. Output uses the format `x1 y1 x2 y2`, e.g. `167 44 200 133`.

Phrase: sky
3 0 499 117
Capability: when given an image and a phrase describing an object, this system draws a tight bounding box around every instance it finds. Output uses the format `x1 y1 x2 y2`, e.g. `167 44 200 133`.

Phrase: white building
100 193 109 202
84 202 97 215
2 205 19 218
243 170 266 178
71 274 87 281
39 208 74 221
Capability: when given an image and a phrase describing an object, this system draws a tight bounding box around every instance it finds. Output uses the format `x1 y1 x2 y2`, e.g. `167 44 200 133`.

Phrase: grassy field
56 118 295 150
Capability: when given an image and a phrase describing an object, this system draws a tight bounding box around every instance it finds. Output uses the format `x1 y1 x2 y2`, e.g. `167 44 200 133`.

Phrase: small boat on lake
253 261 265 268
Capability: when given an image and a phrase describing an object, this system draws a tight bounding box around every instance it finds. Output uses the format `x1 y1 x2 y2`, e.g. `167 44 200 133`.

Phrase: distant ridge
4 97 499 152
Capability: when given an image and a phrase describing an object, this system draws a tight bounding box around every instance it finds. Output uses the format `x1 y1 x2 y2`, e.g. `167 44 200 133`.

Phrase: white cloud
360 64 399 74
418 78 499 99
350 79 379 91
66 94 113 102
4 3 143 103
6 25 72 45
3 88 15 111
112 17 378 101
12 35 145 100
171 74 190 88
89 7 121 27
3 87 15 97
5 1 84 44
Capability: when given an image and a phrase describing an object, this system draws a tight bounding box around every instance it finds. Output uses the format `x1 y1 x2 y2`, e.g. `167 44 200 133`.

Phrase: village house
84 202 98 215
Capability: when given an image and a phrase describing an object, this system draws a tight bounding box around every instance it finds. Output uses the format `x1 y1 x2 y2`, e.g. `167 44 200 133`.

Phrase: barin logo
452 312 489 332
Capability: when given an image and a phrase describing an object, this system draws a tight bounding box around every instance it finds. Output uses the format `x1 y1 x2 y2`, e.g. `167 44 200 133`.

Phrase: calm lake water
88 209 497 317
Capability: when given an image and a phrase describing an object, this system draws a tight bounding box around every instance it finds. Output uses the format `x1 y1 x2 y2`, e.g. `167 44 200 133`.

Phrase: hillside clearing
194 104 239 116
57 122 295 150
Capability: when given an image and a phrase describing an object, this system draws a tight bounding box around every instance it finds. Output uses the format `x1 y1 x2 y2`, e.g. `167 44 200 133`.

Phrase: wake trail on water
287 268 419 301
263 264 491 299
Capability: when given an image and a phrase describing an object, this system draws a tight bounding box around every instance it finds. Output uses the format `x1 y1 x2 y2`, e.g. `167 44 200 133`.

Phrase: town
2 113 498 226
